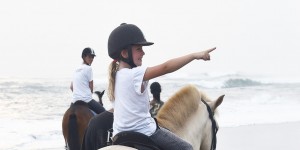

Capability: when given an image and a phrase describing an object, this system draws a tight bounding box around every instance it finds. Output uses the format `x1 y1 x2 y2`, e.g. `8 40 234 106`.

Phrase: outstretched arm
143 47 216 81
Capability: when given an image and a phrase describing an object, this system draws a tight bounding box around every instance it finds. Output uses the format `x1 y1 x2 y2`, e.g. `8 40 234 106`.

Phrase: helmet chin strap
120 45 137 68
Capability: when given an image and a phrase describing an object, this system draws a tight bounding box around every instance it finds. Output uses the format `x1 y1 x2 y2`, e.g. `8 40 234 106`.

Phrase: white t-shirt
113 66 156 137
72 64 93 103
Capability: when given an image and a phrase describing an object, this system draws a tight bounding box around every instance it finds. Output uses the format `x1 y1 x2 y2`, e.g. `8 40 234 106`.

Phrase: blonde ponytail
108 60 118 101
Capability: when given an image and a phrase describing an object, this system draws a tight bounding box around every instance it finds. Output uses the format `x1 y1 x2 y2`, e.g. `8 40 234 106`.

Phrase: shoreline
217 121 300 150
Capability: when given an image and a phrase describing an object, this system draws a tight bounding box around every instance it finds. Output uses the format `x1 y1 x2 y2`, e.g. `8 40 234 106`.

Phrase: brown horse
62 90 105 150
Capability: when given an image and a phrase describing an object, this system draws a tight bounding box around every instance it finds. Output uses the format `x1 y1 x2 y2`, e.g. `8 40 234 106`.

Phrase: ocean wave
0 79 69 97
222 78 262 88
158 72 300 89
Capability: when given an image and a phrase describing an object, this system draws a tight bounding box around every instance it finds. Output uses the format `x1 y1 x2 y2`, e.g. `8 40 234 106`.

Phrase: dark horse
81 108 114 150
62 90 105 150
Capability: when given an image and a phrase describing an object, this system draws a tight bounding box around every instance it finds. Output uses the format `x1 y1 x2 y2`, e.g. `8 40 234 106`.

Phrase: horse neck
99 99 103 106
175 103 211 150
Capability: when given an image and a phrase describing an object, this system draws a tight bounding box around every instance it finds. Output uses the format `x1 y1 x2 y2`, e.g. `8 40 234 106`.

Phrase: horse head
200 94 224 150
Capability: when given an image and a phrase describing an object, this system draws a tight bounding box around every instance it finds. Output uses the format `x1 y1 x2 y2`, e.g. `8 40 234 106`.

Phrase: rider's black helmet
82 47 96 59
108 23 154 59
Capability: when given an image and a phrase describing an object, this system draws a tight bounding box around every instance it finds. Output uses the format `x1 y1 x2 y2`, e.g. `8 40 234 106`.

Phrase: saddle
111 131 161 150
72 101 96 115
73 100 89 106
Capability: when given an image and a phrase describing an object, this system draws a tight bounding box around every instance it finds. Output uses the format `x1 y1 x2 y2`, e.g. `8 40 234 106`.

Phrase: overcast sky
1 0 299 80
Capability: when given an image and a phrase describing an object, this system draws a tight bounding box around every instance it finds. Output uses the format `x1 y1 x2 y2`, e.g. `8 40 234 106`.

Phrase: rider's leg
82 111 114 150
88 99 106 114
149 126 193 150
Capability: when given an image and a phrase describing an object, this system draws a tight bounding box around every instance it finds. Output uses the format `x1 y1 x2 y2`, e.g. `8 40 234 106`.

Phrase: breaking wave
222 78 262 88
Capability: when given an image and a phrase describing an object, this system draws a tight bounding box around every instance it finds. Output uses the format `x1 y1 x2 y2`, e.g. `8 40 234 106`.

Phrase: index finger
206 47 216 53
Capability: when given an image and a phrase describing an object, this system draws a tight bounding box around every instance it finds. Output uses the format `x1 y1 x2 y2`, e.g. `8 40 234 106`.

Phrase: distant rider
70 47 105 114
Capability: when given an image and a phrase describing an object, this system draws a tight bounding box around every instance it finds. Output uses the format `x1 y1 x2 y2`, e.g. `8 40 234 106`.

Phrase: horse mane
156 84 211 132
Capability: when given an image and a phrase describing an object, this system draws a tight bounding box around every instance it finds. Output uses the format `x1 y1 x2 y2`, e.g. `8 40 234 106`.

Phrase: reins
201 99 218 150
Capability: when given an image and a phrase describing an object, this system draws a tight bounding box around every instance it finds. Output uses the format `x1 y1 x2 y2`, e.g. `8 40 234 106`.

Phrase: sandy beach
217 122 300 150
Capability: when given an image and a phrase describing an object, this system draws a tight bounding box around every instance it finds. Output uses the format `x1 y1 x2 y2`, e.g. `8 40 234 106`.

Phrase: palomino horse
100 85 224 150
62 90 105 150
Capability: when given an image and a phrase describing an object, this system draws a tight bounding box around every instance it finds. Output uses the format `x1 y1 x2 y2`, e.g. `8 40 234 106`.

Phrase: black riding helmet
108 23 154 67
82 47 96 59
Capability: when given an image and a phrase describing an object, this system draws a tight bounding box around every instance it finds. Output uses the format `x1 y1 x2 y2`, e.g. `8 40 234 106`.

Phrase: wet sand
217 122 300 150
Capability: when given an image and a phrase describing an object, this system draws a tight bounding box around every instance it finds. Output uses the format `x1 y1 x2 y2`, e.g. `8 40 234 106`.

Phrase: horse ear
209 95 225 111
100 90 105 97
215 95 224 108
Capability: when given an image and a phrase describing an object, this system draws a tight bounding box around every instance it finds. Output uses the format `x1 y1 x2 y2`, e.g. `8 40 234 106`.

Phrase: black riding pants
149 126 193 150
88 99 106 114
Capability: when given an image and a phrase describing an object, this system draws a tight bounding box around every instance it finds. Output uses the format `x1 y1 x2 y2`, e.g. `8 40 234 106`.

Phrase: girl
107 23 215 150
70 47 105 114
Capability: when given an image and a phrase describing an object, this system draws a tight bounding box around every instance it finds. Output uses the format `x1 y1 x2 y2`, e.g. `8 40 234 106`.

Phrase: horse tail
68 113 80 150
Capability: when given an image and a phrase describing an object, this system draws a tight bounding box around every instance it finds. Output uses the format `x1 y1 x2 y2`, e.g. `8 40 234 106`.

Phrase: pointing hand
194 47 216 61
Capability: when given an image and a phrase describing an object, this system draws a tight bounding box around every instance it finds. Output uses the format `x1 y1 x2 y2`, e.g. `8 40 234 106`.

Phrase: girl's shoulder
132 66 147 71
118 66 147 75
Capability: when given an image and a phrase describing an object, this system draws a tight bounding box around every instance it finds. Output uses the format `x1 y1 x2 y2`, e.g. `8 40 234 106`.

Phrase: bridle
201 99 218 150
